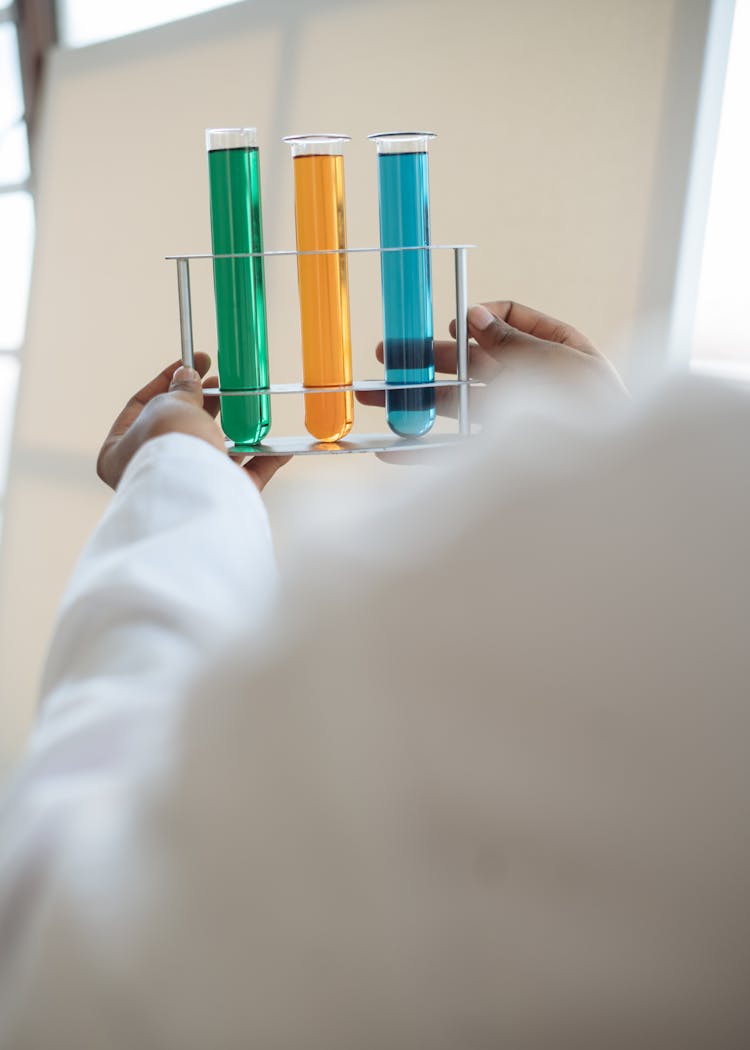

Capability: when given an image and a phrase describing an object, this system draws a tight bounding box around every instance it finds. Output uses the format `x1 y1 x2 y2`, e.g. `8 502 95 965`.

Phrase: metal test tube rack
169 243 480 456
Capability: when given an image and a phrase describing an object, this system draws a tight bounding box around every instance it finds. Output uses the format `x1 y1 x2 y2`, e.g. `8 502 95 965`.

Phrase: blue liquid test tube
369 131 437 437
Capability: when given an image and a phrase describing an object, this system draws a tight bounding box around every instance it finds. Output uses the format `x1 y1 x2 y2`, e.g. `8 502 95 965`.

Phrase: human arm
39 351 289 713
0 355 289 1039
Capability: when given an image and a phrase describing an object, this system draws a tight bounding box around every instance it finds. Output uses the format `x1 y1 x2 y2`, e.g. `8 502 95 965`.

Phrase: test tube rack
169 243 482 456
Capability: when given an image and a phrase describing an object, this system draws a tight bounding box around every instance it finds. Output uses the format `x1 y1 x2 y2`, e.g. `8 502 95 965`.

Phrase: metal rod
166 243 477 261
454 246 470 436
200 377 485 396
176 258 194 368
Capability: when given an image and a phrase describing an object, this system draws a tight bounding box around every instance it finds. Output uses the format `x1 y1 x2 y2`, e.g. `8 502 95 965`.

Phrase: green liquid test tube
206 128 271 445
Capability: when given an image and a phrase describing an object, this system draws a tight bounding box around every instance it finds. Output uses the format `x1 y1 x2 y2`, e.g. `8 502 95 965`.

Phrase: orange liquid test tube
283 134 354 442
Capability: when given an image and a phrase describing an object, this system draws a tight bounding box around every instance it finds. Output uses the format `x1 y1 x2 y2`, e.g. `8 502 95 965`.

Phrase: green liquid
208 146 271 444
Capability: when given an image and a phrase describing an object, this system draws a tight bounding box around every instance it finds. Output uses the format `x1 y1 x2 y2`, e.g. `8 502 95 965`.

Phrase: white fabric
0 381 749 1049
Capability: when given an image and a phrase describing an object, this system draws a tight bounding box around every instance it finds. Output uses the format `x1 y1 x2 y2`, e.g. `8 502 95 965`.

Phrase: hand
97 352 291 491
356 300 625 422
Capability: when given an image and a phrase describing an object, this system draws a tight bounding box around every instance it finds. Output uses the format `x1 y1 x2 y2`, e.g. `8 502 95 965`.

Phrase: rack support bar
454 246 470 436
176 258 195 369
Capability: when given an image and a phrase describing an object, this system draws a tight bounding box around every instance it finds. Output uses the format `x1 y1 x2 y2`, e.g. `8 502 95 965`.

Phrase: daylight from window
692 0 750 378
59 0 246 47
0 13 33 503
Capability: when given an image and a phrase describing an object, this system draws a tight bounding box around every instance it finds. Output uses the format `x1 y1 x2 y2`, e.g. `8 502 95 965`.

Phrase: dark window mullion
15 1 57 143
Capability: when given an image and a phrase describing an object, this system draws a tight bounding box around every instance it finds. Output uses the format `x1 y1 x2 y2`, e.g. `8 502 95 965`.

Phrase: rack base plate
227 433 471 457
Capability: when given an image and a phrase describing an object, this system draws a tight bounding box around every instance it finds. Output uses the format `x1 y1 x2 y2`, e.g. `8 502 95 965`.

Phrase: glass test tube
369 132 436 437
283 134 353 442
206 128 271 445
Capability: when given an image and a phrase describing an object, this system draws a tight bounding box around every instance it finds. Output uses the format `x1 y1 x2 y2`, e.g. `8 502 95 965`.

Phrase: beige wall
0 0 697 769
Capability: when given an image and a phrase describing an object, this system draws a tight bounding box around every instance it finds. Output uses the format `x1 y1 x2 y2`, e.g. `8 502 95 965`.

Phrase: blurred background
0 0 746 771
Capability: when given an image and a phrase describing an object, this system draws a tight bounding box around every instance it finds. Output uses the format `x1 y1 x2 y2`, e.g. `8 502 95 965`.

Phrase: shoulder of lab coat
2 380 750 1048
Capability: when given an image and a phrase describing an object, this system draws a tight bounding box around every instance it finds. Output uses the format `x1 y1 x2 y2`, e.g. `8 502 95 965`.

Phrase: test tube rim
282 133 352 144
205 127 258 151
367 130 437 142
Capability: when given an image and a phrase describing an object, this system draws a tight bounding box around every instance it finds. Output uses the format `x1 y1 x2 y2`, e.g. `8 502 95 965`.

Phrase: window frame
0 1 57 513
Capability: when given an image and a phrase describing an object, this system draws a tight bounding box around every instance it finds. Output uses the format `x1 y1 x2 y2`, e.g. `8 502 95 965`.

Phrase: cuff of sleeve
118 432 262 510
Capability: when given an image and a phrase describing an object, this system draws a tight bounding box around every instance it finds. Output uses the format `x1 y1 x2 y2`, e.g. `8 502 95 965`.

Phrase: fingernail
171 365 199 384
468 304 496 331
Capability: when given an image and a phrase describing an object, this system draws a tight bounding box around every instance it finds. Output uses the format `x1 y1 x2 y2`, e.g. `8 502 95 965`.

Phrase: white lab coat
0 377 749 1049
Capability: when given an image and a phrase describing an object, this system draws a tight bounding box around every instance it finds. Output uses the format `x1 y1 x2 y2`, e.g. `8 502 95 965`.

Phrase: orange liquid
293 154 354 441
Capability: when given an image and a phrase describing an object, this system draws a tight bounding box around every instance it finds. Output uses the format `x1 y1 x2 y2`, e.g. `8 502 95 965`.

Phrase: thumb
467 303 538 354
169 365 205 406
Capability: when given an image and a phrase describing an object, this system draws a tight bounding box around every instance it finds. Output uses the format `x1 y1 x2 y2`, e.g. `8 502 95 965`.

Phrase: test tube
369 131 436 437
283 134 353 442
206 128 271 446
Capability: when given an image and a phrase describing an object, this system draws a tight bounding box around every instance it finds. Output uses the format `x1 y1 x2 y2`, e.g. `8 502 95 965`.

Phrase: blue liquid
377 151 435 436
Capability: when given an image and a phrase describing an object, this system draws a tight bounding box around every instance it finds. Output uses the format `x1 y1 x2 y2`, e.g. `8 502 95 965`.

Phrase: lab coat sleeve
25 431 278 783
0 433 278 1025
38 429 277 735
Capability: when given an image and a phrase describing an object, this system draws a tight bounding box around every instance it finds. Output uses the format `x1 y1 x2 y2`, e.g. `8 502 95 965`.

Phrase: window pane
0 120 29 186
0 193 34 348
0 353 19 494
59 0 246 47
692 0 750 372
0 23 23 133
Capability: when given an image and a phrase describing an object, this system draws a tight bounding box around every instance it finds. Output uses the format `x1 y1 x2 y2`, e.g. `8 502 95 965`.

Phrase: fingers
102 354 215 459
357 328 489 419
354 388 385 408
464 304 537 354
130 352 212 409
450 302 594 353
242 454 293 492
128 359 183 408
374 339 479 376
193 352 212 376
433 339 494 375
373 300 594 383
355 384 473 421
169 363 208 409
488 301 595 352
448 304 562 358
455 303 624 394
357 334 480 417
